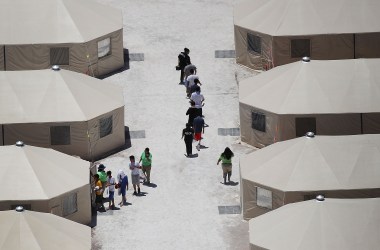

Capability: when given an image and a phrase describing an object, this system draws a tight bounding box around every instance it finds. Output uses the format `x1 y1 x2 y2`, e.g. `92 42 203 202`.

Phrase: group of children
93 148 153 212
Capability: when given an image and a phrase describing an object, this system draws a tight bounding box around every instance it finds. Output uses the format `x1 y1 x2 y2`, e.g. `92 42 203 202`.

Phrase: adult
186 100 201 125
190 86 205 117
193 116 205 151
106 171 116 210
117 170 129 206
129 155 142 195
184 64 197 80
177 48 191 84
186 69 200 98
182 123 195 157
139 148 152 184
216 147 234 184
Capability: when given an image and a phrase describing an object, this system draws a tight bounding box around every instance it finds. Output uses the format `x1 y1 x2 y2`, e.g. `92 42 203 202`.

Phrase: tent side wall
273 34 354 67
241 179 284 220
3 122 90 159
0 200 49 212
234 25 273 70
363 113 380 133
355 33 380 58
0 46 4 70
284 189 380 204
239 102 279 148
3 29 124 76
49 185 92 225
88 107 125 161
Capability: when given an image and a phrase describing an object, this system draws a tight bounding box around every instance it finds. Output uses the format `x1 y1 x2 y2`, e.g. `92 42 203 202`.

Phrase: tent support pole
360 113 363 134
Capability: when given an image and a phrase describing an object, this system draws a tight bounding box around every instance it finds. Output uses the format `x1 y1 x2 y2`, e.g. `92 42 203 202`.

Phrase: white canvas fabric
0 210 91 249
249 198 380 250
240 134 380 219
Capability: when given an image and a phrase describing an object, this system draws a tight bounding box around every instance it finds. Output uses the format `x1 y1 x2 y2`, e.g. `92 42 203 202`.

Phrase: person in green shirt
97 164 108 195
217 147 234 184
139 148 152 184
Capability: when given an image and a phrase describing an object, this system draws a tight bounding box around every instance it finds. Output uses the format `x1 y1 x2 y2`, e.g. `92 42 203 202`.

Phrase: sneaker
133 191 137 195
196 144 200 151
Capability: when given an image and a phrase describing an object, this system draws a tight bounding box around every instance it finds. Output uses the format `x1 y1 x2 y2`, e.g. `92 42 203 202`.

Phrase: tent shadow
97 48 130 79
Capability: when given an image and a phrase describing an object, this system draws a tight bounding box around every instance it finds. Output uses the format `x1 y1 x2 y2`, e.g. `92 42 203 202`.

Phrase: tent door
295 117 316 137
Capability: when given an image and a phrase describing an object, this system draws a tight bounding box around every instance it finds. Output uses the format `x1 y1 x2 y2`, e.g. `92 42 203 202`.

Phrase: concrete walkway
92 0 257 249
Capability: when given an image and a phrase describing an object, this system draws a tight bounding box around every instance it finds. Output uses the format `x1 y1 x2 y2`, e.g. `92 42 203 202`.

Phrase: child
106 171 116 210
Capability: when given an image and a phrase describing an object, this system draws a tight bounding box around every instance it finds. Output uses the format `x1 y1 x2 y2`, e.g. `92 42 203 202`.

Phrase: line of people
93 148 153 212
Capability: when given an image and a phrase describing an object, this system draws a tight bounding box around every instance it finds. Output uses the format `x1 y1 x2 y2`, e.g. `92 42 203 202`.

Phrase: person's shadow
135 192 148 197
143 182 157 188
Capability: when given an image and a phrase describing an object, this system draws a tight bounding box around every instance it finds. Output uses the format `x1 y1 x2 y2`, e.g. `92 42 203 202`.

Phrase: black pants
185 139 192 155
180 69 184 82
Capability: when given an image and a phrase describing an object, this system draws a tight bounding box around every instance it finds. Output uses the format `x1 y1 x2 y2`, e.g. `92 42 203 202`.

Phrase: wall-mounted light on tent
305 132 315 138
51 65 60 71
15 206 24 212
15 141 24 147
302 56 310 63
316 195 325 202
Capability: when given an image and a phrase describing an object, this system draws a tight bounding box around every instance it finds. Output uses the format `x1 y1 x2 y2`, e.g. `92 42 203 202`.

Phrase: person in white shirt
186 69 201 98
129 155 142 195
190 86 205 116
106 171 116 210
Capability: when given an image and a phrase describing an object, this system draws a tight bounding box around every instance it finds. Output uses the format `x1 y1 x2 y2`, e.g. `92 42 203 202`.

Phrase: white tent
0 0 124 76
0 143 91 225
239 58 380 148
240 134 380 219
0 208 91 249
234 0 380 70
249 198 380 250
0 68 125 161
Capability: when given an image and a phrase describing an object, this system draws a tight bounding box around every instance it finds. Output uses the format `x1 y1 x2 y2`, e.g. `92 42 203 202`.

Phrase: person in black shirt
176 48 191 84
186 100 201 125
181 123 194 157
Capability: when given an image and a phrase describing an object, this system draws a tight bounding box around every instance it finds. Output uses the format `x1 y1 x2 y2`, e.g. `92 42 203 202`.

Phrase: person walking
97 164 107 197
190 86 205 117
186 100 201 125
176 48 191 84
106 171 116 210
216 147 234 184
182 123 195 157
193 116 205 151
117 170 128 206
185 69 200 98
129 155 142 195
139 148 152 184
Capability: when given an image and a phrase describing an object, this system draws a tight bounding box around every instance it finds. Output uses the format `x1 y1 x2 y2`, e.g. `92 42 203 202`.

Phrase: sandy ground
92 0 258 249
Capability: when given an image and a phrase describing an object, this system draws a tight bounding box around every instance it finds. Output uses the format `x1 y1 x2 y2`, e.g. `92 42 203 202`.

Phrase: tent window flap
50 126 71 145
252 112 266 132
63 193 77 216
50 47 69 65
291 39 310 58
247 33 261 54
100 116 113 138
98 37 111 58
256 187 272 209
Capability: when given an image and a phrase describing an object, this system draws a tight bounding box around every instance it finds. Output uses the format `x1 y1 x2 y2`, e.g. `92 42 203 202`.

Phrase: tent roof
249 198 380 250
234 0 380 36
0 69 124 124
0 0 122 44
0 209 91 249
239 59 380 114
240 134 380 191
0 144 90 200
